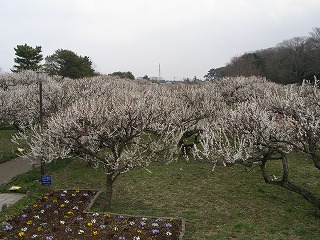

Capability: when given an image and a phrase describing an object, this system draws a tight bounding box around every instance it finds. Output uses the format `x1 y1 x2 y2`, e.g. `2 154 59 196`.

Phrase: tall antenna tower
158 63 161 78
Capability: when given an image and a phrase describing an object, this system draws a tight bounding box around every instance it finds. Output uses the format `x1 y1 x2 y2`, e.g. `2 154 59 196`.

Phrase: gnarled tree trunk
260 154 320 217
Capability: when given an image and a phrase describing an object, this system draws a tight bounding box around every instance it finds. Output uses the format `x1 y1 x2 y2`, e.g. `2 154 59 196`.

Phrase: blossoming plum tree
196 77 320 216
0 72 119 129
269 79 320 170
16 79 186 210
0 84 38 130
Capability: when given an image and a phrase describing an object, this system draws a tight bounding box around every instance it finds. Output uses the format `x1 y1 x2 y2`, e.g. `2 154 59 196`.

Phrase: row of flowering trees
0 71 319 215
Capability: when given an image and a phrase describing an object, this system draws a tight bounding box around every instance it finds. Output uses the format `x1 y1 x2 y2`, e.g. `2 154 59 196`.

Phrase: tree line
11 44 134 80
206 27 320 84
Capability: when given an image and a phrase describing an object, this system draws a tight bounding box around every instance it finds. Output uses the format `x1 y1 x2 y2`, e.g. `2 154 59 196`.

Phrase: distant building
149 76 164 81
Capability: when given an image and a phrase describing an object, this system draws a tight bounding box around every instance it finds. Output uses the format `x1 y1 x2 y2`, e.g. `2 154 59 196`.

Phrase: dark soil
0 190 184 239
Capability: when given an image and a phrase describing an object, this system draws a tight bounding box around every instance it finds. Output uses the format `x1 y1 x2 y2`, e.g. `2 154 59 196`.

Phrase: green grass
0 129 19 164
0 154 319 239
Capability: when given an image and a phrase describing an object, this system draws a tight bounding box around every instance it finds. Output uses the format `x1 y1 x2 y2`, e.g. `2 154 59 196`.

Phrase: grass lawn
0 154 319 239
0 129 19 164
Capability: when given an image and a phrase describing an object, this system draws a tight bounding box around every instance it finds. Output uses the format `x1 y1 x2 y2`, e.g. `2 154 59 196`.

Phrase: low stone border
0 193 25 212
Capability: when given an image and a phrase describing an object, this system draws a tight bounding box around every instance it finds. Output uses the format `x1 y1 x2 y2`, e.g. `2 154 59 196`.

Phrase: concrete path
0 157 38 212
0 157 36 185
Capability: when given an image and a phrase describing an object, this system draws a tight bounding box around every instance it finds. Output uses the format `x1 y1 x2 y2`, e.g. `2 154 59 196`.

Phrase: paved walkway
0 157 36 185
0 157 38 212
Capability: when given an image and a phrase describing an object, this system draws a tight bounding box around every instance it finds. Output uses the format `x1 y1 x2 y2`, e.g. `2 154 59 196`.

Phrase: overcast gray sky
1 0 320 80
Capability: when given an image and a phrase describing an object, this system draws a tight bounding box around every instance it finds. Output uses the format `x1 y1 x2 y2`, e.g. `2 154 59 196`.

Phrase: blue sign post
41 175 52 185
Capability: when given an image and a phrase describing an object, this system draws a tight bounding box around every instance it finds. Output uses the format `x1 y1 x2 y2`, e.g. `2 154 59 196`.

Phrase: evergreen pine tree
12 44 43 72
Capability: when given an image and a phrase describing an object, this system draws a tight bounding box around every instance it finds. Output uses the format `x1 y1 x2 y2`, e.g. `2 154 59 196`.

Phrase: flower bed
0 190 184 239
